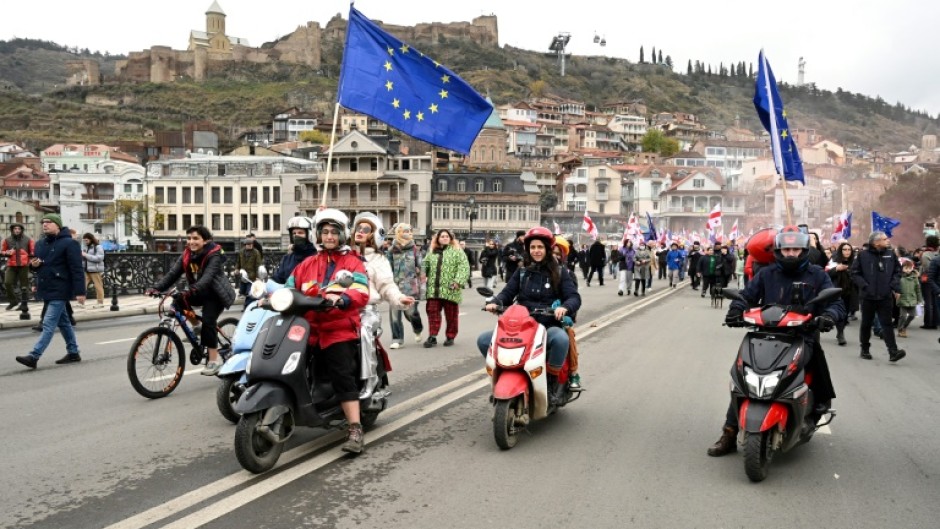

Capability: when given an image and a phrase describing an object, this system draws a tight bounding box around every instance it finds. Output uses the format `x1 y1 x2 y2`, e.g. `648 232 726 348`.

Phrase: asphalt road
3 276 939 529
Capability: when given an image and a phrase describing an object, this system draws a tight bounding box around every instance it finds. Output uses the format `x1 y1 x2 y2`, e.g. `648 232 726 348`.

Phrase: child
897 258 922 338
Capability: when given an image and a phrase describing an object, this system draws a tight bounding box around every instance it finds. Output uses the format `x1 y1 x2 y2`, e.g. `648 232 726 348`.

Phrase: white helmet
352 211 385 248
312 208 350 246
286 216 315 244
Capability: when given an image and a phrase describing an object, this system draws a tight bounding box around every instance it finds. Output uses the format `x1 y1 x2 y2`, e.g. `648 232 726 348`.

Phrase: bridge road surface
2 277 938 529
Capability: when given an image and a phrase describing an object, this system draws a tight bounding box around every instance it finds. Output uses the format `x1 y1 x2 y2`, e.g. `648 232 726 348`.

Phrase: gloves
815 315 835 332
725 308 745 327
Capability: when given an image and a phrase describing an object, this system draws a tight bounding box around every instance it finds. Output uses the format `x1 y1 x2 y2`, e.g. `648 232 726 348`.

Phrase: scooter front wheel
494 398 521 450
235 412 284 474
743 431 774 482
216 377 243 424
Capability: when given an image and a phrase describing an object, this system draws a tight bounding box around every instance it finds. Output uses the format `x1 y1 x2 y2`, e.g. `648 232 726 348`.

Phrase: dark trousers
587 265 604 285
658 264 667 279
186 292 224 349
4 266 30 304
921 282 936 327
426 298 459 339
859 298 899 353
311 339 360 402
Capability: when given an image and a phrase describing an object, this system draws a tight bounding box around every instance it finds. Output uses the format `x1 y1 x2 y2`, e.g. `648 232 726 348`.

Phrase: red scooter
478 288 579 449
723 286 839 482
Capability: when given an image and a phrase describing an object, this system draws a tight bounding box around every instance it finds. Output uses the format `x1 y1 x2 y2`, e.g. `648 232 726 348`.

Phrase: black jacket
588 241 607 267
479 247 500 278
731 263 845 324
502 240 525 277
155 242 236 308
495 263 581 329
850 247 900 301
33 227 85 301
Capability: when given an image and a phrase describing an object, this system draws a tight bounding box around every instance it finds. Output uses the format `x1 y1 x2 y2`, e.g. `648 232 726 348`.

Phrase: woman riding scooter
477 227 581 400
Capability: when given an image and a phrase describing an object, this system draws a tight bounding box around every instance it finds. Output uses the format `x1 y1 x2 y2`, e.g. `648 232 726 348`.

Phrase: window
211 214 221 231
273 215 280 231
167 214 178 231
211 187 221 204
411 184 419 200
182 188 192 204
350 159 358 172
194 214 204 226
475 179 484 192
155 187 165 204
457 179 466 192
224 214 233 231
370 158 378 171
224 188 233 204
167 188 177 204
241 187 249 203
599 204 605 214
437 179 448 192
371 185 378 201
263 187 270 204
493 179 503 192
241 214 249 231
410 212 418 227
194 188 204 204
330 186 338 200
273 187 280 203
124 184 133 193
599 168 606 178
182 214 192 229
652 201 659 210
693 179 705 188
295 186 303 201
263 214 271 231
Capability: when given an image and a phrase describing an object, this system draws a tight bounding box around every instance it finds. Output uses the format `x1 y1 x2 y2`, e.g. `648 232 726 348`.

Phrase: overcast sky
4 0 938 117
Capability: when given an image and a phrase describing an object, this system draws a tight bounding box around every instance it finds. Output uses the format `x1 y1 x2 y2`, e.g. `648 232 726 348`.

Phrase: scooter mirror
257 265 269 281
805 287 843 306
249 279 266 299
477 287 494 297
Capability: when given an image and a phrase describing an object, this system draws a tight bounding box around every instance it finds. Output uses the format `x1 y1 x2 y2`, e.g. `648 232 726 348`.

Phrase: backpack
920 250 938 283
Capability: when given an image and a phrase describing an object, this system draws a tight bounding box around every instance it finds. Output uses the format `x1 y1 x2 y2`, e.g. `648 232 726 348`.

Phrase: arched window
456 179 467 192
437 179 448 192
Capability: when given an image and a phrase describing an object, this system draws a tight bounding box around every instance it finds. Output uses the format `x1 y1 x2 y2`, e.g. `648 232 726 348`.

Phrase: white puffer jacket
361 247 408 307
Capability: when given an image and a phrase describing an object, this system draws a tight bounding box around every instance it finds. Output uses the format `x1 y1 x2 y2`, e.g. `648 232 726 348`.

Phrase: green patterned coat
423 245 470 304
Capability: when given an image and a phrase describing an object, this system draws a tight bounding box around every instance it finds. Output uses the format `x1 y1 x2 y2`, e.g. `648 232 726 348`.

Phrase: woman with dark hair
80 233 106 308
422 229 470 347
147 226 236 375
827 241 859 346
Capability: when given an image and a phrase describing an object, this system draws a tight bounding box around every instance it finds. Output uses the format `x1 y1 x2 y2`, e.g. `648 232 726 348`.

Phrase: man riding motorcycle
477 227 581 400
708 226 844 457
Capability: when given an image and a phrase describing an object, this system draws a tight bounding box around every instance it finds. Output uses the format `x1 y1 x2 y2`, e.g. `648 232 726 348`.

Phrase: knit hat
42 213 62 228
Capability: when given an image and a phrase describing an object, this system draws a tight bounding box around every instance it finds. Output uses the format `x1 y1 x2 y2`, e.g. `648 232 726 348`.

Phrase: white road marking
96 338 137 345
818 424 832 435
145 368 203 383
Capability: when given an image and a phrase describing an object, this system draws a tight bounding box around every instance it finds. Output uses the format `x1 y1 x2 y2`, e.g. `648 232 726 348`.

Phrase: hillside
1 36 937 153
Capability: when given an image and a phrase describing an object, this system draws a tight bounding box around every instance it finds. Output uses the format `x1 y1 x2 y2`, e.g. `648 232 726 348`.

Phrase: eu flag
337 6 493 155
646 212 658 242
754 50 804 185
872 211 901 238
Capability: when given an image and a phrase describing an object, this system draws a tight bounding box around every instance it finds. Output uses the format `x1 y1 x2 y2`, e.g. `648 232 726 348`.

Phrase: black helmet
773 226 810 274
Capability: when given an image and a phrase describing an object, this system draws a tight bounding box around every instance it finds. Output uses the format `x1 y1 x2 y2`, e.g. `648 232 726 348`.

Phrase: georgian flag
831 211 852 243
553 221 562 235
582 213 598 240
729 220 740 242
624 213 640 243
658 227 667 246
706 203 722 230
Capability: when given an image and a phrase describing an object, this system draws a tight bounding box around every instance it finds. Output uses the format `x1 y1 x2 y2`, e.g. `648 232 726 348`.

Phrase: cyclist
147 226 236 375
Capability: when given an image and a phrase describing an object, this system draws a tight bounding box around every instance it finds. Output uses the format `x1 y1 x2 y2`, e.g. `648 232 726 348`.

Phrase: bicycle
127 290 239 399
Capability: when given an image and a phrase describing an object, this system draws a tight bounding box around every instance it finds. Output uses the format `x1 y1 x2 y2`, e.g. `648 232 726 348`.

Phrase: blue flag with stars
645 212 658 242
337 6 493 155
871 211 901 238
754 50 804 185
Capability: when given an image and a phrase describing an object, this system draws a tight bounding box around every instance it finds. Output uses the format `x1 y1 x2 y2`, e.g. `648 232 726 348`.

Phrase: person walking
826 241 858 346
666 242 684 288
460 240 476 289
502 231 526 282
896 258 922 338
234 237 263 309
687 242 703 291
656 242 669 281
578 244 590 280
80 233 106 308
850 231 905 362
586 238 607 287
148 226 236 375
423 229 470 347
633 242 652 296
3 222 35 310
479 239 500 290
918 235 939 329
15 214 85 369
387 222 426 349
617 239 635 296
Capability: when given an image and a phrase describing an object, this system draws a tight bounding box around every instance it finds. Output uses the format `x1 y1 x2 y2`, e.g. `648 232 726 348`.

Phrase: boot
836 329 847 346
342 422 364 454
706 426 738 457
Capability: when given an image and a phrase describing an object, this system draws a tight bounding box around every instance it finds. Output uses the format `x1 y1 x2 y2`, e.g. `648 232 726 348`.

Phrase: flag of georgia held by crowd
706 204 722 230
337 6 493 154
582 213 598 240
553 221 561 235
729 220 739 242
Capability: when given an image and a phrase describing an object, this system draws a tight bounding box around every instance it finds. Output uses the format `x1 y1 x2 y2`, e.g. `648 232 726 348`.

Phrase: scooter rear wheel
494 398 520 450
743 431 774 482
235 412 284 474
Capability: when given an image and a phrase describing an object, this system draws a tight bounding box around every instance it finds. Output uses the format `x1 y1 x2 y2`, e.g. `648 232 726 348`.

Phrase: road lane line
97 338 138 345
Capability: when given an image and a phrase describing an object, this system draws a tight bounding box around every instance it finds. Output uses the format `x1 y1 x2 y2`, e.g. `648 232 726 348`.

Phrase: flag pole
320 102 342 207
780 175 793 225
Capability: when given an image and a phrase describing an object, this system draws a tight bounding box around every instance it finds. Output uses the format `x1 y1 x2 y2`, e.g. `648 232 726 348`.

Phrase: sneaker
423 336 437 348
201 361 222 376
5 302 17 311
54 354 82 364
889 349 906 363
15 355 38 369
31 325 42 332
414 333 423 344
569 373 582 391
860 350 873 360
618 291 623 296
443 338 454 346
389 342 401 350
342 423 364 454
898 329 908 338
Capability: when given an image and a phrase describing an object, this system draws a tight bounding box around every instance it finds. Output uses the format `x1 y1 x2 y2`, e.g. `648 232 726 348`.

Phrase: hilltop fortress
108 2 498 84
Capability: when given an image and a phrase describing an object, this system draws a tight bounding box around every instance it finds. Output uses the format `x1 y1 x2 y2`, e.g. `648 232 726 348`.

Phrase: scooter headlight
281 351 302 375
744 367 783 398
270 288 295 312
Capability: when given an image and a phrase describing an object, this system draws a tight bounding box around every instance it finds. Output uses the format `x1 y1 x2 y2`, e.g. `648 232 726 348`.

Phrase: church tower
206 1 226 45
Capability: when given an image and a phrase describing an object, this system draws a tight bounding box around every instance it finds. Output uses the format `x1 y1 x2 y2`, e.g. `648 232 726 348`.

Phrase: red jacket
2 236 35 267
289 248 370 349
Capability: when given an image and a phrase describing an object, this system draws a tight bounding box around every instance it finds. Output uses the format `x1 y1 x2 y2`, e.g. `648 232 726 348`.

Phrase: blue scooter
216 279 281 423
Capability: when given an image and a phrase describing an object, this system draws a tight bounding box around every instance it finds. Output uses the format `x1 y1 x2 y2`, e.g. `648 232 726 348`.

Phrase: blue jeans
477 325 569 369
389 301 424 343
31 300 80 359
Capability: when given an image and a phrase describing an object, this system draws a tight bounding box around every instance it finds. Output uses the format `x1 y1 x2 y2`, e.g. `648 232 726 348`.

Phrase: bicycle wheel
127 327 185 399
217 317 239 359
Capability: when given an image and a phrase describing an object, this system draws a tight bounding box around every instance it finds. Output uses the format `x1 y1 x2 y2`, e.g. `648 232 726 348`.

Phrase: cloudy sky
4 0 938 116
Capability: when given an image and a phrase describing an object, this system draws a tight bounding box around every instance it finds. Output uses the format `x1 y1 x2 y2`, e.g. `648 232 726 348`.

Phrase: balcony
299 198 405 210
81 194 115 201
663 205 746 215
79 213 113 223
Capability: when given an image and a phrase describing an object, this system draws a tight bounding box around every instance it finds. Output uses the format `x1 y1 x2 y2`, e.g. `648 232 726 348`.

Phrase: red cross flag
582 213 598 240
706 204 722 231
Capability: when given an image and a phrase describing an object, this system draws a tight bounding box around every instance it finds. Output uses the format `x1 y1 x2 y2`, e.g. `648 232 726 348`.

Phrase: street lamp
465 196 478 238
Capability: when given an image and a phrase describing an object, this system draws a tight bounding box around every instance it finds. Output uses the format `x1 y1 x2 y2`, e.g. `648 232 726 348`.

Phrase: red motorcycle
478 288 580 449
723 286 839 482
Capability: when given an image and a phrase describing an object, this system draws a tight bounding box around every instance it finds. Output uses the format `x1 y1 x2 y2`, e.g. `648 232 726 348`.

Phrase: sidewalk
0 295 246 330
